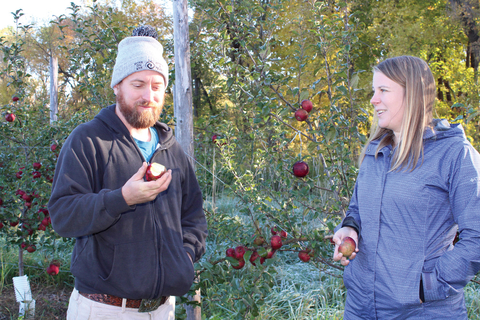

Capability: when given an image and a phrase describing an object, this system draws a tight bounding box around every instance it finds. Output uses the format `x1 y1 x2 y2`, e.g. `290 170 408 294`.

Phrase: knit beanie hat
110 25 168 88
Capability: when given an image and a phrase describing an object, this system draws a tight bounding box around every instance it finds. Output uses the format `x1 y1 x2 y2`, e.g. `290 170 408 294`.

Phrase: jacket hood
95 104 176 149
423 119 466 141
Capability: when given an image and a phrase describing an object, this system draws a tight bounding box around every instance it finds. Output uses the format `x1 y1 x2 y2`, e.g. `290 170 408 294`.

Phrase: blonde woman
333 56 480 319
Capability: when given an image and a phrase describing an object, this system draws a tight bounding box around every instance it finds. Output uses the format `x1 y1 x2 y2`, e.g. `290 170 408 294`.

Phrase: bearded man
48 25 207 319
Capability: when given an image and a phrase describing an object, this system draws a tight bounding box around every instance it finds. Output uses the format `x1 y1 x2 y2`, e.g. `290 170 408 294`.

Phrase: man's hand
122 162 172 206
333 226 359 266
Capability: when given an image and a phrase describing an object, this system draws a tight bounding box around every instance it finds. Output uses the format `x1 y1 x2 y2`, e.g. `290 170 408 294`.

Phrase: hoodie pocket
99 240 157 298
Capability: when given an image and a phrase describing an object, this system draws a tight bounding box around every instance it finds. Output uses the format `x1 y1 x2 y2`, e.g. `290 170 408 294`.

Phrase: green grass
1 195 479 319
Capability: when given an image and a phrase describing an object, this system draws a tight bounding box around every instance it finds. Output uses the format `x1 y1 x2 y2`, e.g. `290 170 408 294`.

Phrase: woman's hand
333 226 359 266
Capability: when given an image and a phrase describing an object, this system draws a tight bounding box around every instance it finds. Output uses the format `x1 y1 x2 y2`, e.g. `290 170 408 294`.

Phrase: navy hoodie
48 105 207 299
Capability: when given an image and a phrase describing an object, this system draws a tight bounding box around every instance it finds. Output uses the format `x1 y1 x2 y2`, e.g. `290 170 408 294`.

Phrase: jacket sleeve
422 142 480 301
47 127 132 238
179 151 208 262
335 179 362 234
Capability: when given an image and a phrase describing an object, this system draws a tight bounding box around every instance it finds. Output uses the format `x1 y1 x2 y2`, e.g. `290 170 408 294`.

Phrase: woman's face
371 71 406 140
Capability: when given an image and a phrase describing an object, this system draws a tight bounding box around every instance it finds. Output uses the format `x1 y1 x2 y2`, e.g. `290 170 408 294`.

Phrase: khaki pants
66 288 175 320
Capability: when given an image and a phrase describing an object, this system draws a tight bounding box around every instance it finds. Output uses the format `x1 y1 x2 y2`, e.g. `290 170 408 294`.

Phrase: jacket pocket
160 245 195 296
99 240 157 299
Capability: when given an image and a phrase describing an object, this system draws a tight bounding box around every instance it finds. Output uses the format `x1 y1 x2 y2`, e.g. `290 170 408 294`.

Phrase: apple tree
0 11 86 276
186 0 369 316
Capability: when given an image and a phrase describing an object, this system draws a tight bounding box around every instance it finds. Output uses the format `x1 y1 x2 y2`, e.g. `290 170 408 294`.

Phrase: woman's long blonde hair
360 56 436 171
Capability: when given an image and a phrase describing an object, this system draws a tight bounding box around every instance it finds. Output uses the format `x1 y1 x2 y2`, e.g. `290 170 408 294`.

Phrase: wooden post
173 0 194 164
49 55 58 124
173 1 201 319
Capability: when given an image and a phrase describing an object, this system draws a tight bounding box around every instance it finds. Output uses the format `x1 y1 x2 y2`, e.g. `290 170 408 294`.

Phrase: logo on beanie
146 61 156 69
134 61 144 71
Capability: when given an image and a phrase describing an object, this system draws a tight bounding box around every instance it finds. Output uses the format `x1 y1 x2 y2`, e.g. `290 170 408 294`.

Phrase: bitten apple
145 162 167 181
338 236 356 258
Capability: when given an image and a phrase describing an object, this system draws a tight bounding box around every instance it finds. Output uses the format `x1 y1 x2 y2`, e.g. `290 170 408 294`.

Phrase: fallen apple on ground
338 236 356 258
145 162 167 181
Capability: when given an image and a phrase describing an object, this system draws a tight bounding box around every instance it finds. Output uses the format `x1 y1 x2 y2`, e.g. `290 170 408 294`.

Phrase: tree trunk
173 1 201 319
449 0 480 83
49 55 58 123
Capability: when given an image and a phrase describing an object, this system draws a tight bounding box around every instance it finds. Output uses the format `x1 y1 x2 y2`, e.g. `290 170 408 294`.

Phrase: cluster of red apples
294 99 313 122
225 226 314 270
4 96 19 123
291 100 314 178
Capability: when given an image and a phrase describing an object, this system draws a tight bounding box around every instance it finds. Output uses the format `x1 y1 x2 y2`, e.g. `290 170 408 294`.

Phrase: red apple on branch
294 108 308 121
5 113 16 122
298 250 311 262
145 162 167 181
26 245 36 253
293 161 309 178
226 248 235 258
33 162 42 170
231 259 245 270
46 260 60 275
300 99 313 113
234 246 246 260
249 251 260 266
12 96 19 102
270 235 283 250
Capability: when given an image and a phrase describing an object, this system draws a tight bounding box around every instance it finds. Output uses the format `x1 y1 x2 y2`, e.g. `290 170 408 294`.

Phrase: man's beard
116 89 163 129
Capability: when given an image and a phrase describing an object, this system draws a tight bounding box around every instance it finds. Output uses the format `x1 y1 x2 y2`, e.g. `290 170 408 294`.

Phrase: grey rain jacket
340 120 480 319
48 104 207 299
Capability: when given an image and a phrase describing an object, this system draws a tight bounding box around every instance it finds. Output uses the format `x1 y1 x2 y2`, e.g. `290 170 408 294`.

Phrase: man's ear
113 85 119 95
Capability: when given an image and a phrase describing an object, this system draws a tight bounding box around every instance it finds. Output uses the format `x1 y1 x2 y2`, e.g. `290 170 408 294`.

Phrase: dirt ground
0 283 70 320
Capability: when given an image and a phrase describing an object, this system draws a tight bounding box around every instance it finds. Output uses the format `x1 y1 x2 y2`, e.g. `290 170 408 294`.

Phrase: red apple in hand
145 162 167 181
339 236 356 258
293 161 309 177
301 99 313 113
294 108 308 121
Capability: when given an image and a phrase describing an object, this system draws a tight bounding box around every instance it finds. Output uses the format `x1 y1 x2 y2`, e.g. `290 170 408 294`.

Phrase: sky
0 0 175 30
1 0 77 30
